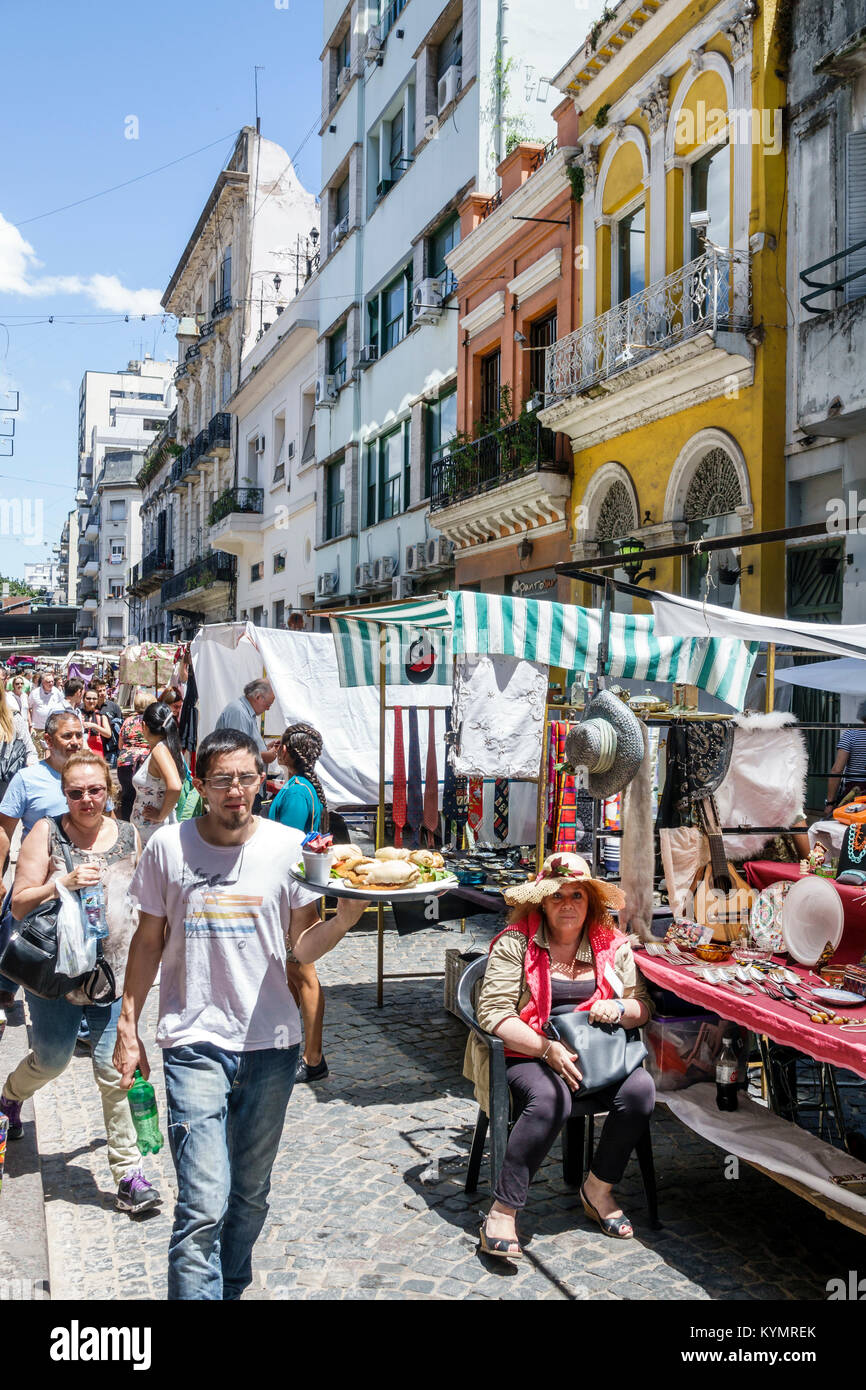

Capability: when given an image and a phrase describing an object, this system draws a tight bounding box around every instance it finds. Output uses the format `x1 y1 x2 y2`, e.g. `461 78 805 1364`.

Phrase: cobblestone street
1 912 859 1301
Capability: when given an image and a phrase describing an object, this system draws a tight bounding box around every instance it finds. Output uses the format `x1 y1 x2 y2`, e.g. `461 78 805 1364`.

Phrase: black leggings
116 764 136 822
494 1060 656 1211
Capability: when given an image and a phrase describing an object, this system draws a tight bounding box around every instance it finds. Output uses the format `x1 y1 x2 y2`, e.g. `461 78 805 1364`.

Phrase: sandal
580 1185 634 1239
479 1217 523 1260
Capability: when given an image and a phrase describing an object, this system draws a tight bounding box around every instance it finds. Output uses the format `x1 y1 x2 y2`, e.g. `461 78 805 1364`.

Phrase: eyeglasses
66 786 108 801
204 773 260 790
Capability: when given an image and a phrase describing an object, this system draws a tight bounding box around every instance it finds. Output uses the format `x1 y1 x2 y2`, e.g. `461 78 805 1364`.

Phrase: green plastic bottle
127 1068 164 1155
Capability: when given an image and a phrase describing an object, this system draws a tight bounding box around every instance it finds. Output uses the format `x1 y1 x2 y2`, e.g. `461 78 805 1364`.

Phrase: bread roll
332 844 365 864
375 847 412 861
357 860 420 886
409 850 444 868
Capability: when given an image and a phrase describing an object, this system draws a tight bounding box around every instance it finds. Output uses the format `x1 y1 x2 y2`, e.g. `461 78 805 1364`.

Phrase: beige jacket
462 919 653 1112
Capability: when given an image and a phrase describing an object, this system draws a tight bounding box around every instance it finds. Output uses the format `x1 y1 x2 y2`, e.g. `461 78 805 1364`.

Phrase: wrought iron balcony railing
529 137 558 172
199 320 215 342
430 416 566 512
209 487 264 527
185 343 201 364
545 247 752 403
207 411 232 449
800 238 866 313
142 548 174 580
161 551 236 603
213 293 233 319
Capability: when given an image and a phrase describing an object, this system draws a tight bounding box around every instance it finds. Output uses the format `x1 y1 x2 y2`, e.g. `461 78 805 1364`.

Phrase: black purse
544 1008 647 1097
0 817 116 1003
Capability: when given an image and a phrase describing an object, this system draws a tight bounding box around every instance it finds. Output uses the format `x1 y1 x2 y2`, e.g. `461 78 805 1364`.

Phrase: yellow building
540 0 789 615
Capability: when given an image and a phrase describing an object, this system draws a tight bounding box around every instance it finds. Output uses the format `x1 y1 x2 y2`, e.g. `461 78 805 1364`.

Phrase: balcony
82 636 99 649
199 320 216 348
127 564 141 595
81 596 98 611
137 409 178 488
430 416 571 549
84 511 100 542
213 293 232 320
207 411 232 456
82 556 99 577
208 487 264 556
541 248 753 451
797 239 866 436
132 548 175 594
174 362 188 383
185 343 201 365
161 551 236 613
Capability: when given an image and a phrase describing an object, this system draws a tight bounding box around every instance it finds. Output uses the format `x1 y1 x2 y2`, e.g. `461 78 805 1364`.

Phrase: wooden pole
765 642 776 714
376 632 387 1008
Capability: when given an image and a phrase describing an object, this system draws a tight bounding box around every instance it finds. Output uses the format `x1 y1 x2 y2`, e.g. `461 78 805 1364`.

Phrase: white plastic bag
55 881 97 979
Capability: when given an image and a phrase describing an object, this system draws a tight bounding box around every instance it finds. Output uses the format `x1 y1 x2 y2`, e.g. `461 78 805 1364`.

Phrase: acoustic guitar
690 800 755 943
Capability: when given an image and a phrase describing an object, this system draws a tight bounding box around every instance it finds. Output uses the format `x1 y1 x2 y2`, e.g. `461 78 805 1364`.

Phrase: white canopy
650 591 866 660
774 657 866 696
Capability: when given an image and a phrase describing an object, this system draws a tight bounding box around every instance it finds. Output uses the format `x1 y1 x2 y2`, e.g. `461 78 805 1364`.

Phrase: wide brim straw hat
504 853 626 912
564 688 645 800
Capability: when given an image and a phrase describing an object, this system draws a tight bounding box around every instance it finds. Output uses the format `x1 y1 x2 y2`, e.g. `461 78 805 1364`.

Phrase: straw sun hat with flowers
504 852 626 914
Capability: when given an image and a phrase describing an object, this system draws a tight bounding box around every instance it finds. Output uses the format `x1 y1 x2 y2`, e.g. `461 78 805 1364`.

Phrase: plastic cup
302 849 334 886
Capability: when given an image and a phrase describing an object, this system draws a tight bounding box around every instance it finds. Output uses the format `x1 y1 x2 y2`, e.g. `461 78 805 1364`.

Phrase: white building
213 283 319 626
158 126 319 638
24 561 63 604
312 0 565 609
75 357 174 650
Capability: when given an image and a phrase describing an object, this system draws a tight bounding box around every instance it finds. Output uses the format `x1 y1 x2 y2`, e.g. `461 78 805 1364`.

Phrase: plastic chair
455 955 660 1227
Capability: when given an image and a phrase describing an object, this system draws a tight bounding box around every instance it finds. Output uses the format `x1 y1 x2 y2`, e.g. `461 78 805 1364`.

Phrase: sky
0 0 324 582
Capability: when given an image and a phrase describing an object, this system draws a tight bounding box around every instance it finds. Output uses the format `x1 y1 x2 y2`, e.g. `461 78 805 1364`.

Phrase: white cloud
0 212 162 314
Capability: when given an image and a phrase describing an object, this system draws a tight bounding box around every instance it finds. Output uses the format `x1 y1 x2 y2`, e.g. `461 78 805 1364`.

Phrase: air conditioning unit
405 543 424 573
354 562 375 591
330 215 349 255
426 536 455 570
357 344 379 369
412 278 444 325
315 375 338 408
335 65 350 98
254 434 266 455
393 575 416 600
373 556 396 585
376 178 394 199
365 25 382 57
437 64 462 115
316 572 339 599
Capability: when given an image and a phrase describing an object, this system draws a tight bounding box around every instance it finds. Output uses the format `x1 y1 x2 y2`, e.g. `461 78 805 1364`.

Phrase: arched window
683 447 744 606
597 479 638 546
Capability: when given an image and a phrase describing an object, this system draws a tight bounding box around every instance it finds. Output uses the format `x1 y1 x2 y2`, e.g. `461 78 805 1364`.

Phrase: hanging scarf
489 911 626 1052
406 707 423 849
467 777 484 836
423 708 439 846
392 707 406 847
493 779 509 842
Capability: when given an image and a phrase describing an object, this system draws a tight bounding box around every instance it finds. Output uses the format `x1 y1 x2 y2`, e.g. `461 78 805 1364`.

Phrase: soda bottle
715 1032 739 1112
127 1068 164 1155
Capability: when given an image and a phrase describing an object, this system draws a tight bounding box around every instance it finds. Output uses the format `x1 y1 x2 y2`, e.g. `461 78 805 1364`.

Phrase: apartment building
312 0 566 609
75 357 174 650
538 0 788 619
786 0 866 643
157 126 319 638
215 285 319 626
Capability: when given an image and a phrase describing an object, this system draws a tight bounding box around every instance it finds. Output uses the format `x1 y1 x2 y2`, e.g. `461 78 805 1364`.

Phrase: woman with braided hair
269 723 330 1081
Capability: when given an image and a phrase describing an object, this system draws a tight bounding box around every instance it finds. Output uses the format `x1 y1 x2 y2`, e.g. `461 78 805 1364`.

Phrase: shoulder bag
0 817 117 1003
544 1009 647 1097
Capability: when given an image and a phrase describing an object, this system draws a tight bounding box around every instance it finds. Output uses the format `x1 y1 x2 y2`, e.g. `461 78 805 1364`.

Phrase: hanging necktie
467 778 484 837
406 707 423 849
455 776 468 843
392 707 406 847
493 779 509 842
442 708 458 823
423 708 439 847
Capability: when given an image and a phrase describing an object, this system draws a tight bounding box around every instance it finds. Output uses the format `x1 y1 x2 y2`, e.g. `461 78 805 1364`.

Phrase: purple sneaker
115 1169 161 1215
0 1095 23 1140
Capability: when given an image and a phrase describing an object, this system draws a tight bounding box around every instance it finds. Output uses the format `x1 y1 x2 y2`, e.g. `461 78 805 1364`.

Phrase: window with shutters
846 131 866 304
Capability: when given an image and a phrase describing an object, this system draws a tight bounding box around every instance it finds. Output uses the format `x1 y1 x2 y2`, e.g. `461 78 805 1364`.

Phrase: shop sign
509 570 558 599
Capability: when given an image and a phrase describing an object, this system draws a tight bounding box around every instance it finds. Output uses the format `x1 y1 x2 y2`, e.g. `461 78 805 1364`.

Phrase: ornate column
725 2 757 250
576 144 599 323
640 77 670 284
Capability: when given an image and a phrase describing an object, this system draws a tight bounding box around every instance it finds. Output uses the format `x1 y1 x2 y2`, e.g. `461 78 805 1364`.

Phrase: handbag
0 817 116 1003
544 1007 648 1097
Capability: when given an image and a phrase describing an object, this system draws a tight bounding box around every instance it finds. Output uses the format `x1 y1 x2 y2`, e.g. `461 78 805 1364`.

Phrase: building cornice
508 248 563 303
460 291 505 339
447 148 578 283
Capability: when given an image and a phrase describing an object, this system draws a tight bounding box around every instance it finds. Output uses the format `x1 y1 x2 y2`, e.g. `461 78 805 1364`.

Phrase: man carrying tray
114 727 366 1301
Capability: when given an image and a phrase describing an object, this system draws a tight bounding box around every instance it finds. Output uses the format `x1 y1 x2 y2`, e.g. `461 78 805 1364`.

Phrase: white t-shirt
130 817 319 1053
28 684 66 730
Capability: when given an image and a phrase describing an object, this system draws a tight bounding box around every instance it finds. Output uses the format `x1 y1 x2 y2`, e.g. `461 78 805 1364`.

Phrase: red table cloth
637 951 866 1080
743 860 866 964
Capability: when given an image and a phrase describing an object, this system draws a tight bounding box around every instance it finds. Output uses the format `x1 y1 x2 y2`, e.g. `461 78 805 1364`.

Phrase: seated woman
464 853 655 1258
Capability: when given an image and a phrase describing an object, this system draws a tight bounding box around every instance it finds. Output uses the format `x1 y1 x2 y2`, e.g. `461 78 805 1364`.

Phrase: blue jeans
162 1041 299 1301
3 992 140 1184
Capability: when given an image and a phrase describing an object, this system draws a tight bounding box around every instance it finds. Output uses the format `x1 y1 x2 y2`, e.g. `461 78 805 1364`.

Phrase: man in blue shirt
827 699 866 811
214 679 280 813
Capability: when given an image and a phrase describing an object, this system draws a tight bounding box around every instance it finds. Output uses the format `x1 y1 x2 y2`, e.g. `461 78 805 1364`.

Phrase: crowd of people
0 657 655 1299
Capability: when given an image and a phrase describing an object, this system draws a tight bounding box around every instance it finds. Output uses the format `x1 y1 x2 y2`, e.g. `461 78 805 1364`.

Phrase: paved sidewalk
17 915 866 1300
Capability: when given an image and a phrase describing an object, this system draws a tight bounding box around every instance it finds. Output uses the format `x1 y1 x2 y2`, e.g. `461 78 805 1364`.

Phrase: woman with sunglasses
0 751 161 1216
131 702 184 846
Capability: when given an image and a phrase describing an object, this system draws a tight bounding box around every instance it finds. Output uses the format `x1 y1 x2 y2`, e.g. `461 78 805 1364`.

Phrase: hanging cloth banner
329 598 452 688
392 707 406 848
449 592 758 712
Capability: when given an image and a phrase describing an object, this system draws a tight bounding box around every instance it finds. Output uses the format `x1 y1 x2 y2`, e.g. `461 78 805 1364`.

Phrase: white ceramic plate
780 875 845 967
811 988 866 1008
289 865 459 902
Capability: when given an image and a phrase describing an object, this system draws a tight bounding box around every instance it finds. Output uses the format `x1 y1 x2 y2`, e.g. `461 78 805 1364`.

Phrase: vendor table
637 950 866 1079
743 861 866 962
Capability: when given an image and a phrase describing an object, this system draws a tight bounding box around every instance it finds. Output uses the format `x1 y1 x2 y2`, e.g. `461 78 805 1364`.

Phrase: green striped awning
328 592 758 708
450 592 758 710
